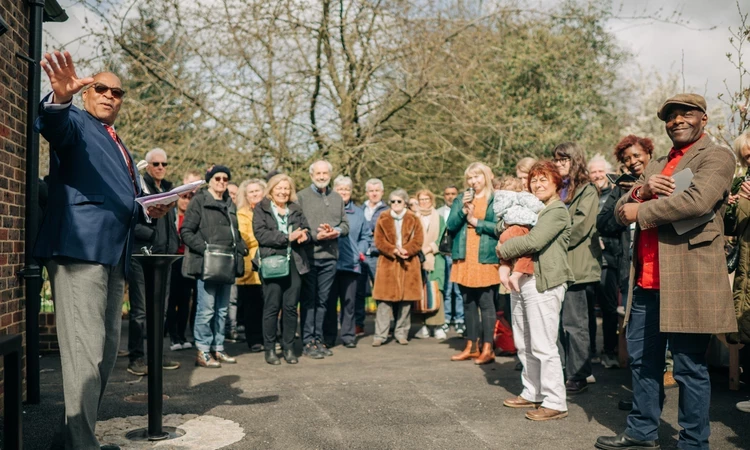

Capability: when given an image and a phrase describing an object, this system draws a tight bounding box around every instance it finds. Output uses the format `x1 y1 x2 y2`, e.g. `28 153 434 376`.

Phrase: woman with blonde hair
516 157 537 192
447 162 501 364
253 174 312 364
236 179 266 353
413 188 447 340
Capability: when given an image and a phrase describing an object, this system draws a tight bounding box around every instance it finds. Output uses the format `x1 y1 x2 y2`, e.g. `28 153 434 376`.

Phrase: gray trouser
374 301 411 341
559 283 593 382
47 256 125 450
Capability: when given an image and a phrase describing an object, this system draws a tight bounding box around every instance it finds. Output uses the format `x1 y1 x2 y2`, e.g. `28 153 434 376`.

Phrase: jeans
460 284 497 344
325 271 359 345
625 288 711 449
443 256 464 324
193 279 232 352
355 255 378 327
300 258 338 344
511 275 567 411
225 284 238 334
560 283 592 382
262 259 301 349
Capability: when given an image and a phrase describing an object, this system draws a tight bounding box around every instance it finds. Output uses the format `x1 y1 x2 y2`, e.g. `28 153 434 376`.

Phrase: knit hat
206 165 231 182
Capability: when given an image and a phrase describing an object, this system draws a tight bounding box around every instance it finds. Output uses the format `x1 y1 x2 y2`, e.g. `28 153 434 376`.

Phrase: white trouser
511 275 567 411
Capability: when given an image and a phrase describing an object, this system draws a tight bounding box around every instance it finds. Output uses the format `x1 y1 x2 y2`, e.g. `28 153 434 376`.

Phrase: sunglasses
390 199 404 204
213 176 229 182
89 83 125 99
151 162 168 167
179 192 194 200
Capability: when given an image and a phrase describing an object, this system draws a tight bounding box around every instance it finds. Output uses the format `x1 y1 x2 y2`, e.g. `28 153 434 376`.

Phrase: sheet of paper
135 180 205 208
667 168 715 235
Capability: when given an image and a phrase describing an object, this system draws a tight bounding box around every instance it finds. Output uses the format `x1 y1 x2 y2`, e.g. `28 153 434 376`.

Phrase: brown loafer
213 351 237 364
503 396 541 409
525 407 568 421
663 370 677 389
195 350 221 368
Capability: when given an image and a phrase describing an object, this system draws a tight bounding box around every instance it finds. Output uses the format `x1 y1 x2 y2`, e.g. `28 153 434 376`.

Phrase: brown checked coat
616 134 737 334
372 212 424 302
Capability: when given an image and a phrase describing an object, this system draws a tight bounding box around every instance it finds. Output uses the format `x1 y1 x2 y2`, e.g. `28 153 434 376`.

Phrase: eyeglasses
390 199 404 204
151 162 168 167
553 157 570 165
213 176 229 182
418 198 431 203
89 83 125 99
179 192 194 200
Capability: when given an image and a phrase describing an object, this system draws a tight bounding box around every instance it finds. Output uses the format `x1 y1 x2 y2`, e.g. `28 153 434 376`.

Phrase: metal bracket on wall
16 52 36 64
17 264 42 280
0 13 9 37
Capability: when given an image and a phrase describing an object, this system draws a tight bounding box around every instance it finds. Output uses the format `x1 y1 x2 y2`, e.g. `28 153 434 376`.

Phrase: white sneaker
601 354 620 369
586 374 597 384
181 341 193 350
169 342 182 351
737 401 750 413
434 327 447 341
415 325 430 339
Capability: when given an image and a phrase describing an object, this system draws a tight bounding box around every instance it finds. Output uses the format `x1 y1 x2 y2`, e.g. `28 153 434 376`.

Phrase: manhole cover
124 394 169 403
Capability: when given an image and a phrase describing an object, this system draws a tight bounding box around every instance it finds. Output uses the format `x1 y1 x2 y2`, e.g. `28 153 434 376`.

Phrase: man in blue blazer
35 50 171 450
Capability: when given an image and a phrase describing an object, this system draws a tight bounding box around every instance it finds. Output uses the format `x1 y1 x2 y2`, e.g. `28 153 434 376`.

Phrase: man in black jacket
126 148 180 375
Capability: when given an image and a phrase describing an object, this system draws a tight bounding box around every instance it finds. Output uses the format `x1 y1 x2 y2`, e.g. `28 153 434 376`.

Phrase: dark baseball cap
657 93 707 121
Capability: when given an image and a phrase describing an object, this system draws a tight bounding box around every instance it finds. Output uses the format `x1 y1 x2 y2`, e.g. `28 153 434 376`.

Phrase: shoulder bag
201 210 242 284
259 226 292 279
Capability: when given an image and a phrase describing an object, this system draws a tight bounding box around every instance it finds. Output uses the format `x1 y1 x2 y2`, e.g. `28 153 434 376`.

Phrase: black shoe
618 399 633 411
224 330 244 343
315 340 333 357
127 358 147 376
566 379 588 394
303 342 324 359
283 349 298 364
265 349 281 365
344 341 357 348
162 358 180 370
249 343 264 353
595 432 659 449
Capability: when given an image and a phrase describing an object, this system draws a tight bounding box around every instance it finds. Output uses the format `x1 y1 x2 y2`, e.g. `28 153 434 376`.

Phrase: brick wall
0 0 30 400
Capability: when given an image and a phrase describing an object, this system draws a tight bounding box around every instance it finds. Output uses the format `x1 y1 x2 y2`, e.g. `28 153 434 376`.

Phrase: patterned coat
616 134 737 334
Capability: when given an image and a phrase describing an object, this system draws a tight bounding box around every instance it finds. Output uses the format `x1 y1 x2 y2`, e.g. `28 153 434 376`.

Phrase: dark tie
103 124 137 193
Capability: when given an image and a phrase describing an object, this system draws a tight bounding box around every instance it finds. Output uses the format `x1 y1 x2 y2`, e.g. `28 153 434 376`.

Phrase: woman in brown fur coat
371 189 424 346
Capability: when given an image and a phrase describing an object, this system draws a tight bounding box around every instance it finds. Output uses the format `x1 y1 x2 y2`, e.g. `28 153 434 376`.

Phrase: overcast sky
45 0 747 109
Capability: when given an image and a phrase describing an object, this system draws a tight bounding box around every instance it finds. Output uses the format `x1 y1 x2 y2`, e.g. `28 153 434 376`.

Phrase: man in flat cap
596 94 737 449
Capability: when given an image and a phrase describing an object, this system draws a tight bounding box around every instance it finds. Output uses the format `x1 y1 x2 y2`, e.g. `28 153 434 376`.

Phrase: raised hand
40 51 95 104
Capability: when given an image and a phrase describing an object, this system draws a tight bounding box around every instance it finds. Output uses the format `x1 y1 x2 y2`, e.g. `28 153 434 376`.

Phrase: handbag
438 228 452 254
726 238 740 273
413 270 442 314
259 229 291 279
201 211 242 284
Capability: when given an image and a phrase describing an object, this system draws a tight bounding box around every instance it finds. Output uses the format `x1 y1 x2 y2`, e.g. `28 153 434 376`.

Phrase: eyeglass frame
85 82 126 99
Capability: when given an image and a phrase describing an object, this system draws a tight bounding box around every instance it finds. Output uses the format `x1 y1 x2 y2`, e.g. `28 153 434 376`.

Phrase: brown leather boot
474 342 496 365
451 339 480 361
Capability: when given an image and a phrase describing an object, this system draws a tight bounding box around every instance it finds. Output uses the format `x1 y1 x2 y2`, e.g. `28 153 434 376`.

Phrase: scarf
419 207 441 271
391 209 407 247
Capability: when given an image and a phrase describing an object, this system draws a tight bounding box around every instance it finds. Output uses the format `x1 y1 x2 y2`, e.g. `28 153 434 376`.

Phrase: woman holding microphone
447 162 501 364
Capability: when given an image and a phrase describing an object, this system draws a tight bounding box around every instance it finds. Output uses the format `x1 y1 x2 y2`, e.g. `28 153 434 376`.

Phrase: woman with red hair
497 161 575 421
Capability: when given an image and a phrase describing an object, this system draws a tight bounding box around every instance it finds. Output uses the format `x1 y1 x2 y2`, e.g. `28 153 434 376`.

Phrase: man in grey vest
297 160 350 358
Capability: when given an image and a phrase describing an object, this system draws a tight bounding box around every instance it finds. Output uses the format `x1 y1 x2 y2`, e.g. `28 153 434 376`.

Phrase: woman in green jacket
553 142 602 394
447 162 500 364
498 160 574 421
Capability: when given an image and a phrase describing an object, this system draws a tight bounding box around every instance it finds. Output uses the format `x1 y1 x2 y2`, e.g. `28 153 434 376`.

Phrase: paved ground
21 319 750 450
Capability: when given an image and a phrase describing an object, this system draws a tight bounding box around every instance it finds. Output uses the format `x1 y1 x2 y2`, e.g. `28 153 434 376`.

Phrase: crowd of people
36 51 750 450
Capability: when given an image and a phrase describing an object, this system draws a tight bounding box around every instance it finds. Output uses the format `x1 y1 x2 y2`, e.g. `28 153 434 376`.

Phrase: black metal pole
126 255 181 441
23 0 45 406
